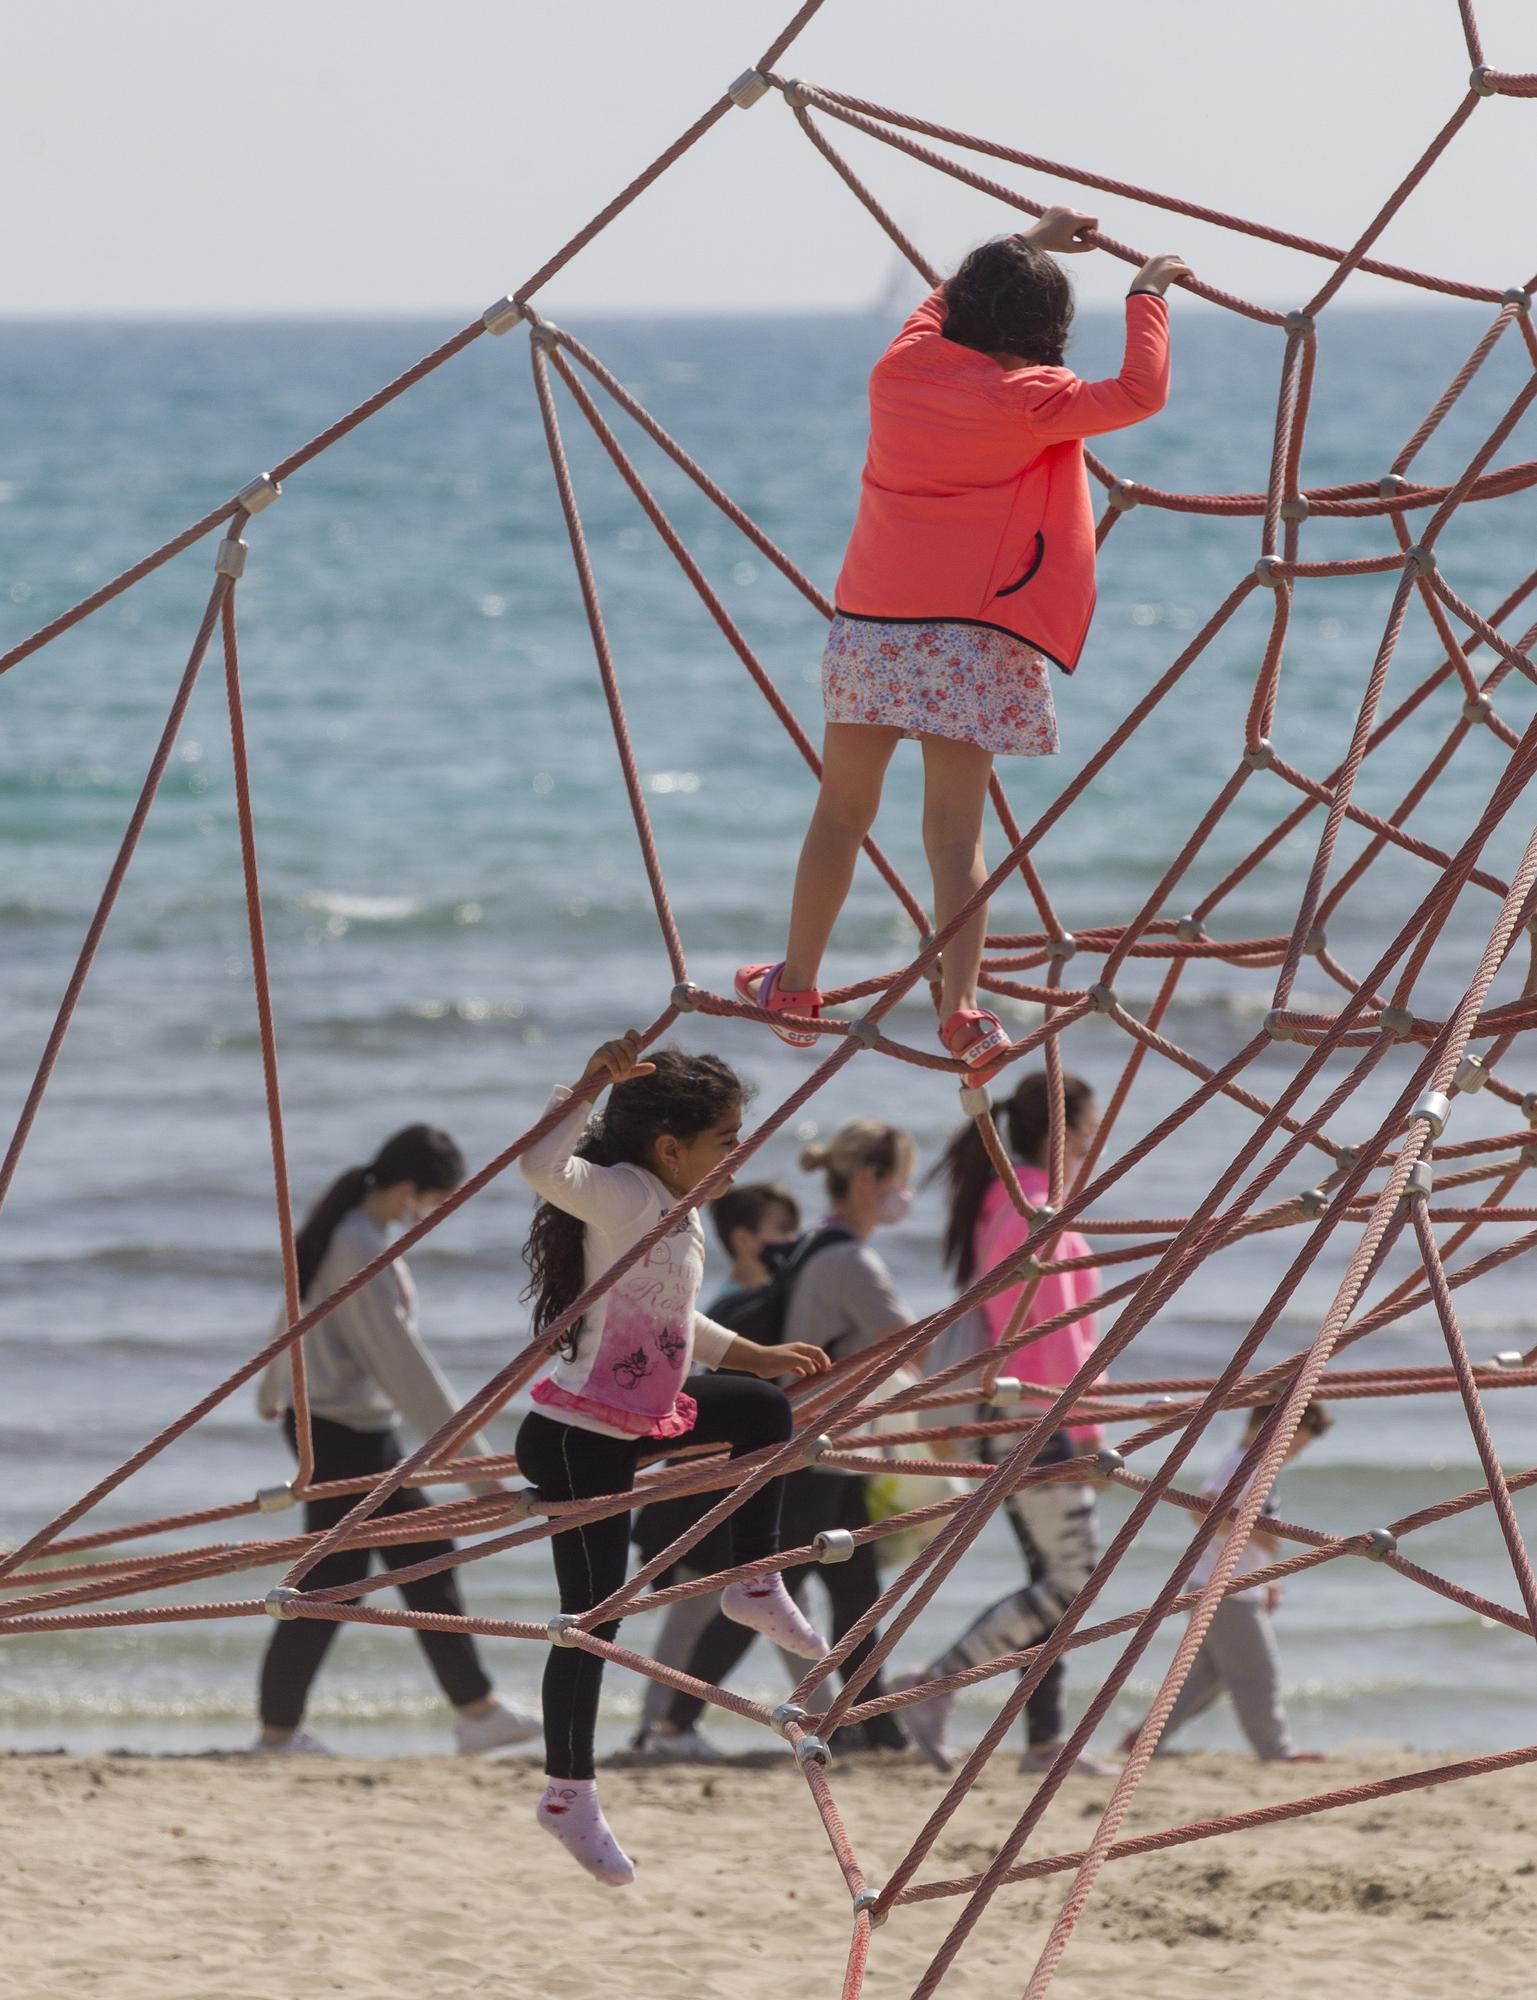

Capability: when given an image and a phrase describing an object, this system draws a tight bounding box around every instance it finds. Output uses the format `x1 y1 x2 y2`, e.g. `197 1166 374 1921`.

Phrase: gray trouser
1158 1594 1295 1761
929 1440 1099 1705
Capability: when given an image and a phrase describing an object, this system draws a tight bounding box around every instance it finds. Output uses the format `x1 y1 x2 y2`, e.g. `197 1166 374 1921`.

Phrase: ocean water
2 302 1537 1760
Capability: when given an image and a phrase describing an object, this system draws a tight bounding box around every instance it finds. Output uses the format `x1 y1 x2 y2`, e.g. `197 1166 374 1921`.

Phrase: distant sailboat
868 249 924 317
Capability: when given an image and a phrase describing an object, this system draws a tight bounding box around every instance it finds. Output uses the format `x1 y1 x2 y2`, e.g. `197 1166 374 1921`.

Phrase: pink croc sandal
940 1007 1011 1087
736 962 822 1049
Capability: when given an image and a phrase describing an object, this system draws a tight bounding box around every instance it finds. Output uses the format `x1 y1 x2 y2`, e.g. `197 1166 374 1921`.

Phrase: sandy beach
1 1748 1531 1999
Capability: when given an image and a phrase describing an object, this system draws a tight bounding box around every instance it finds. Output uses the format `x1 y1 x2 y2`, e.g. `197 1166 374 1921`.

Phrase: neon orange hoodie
834 288 1170 673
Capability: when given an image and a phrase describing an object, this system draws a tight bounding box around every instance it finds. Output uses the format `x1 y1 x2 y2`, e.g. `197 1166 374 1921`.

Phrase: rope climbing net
6 3 1537 1990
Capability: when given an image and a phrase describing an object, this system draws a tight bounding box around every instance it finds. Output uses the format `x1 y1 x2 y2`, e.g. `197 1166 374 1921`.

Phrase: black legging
258 1413 491 1731
516 1373 793 1780
664 1468 901 1740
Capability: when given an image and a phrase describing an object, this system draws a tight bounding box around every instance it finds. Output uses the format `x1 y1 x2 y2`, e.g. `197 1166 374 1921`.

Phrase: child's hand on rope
725 1336 832 1382
579 1030 656 1088
1022 206 1099 254
1132 253 1192 296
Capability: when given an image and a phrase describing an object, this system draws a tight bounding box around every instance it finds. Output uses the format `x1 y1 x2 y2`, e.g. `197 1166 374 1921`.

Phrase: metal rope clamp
728 68 770 108
1362 1528 1398 1561
958 1084 991 1117
1399 1160 1434 1204
1453 1054 1487 1094
1296 1186 1328 1219
264 1586 301 1620
794 1733 831 1768
1106 483 1140 512
237 472 281 514
1094 1447 1125 1477
214 538 248 579
770 1701 810 1739
1461 691 1493 726
813 1529 856 1564
1413 1090 1451 1140
547 1612 583 1647
1489 1351 1527 1371
1174 914 1205 944
805 1433 835 1465
988 1377 1026 1406
671 981 700 1012
781 77 813 109
255 1481 297 1514
852 1886 888 1928
482 296 525 336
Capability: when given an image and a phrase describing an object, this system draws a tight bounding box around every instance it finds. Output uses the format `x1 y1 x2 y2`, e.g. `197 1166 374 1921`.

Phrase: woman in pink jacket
894 1068 1116 1776
738 213 1188 1082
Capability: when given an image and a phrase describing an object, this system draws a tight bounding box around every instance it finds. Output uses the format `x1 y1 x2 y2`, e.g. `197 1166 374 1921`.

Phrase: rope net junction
5 4 1537 1991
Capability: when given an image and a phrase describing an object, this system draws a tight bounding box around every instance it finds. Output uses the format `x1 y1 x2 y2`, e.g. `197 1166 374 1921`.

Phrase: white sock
721 1576 828 1660
536 1777 635 1887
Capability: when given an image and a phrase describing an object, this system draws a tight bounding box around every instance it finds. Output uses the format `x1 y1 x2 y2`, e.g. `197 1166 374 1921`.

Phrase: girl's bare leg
781 723 902 993
920 733 997 1023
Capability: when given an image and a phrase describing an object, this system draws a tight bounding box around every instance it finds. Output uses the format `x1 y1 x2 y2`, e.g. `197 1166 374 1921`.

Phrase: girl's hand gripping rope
578 1030 656 1088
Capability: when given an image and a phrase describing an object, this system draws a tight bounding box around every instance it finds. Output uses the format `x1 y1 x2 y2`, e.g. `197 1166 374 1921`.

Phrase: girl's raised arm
518 1033 658 1234
1010 288 1172 444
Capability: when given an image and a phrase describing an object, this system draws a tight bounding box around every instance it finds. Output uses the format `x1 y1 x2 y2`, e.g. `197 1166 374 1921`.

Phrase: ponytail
929 1071 1094 1286
295 1123 466 1299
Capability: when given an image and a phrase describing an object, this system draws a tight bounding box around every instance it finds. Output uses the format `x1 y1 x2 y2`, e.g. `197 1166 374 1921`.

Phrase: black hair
711 1181 801 1255
932 1071 1095 1286
942 236 1075 368
522 1049 747 1358
296 1124 466 1299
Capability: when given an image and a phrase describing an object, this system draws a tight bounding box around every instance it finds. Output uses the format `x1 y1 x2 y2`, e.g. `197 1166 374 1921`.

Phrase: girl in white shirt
517 1034 831 1885
255 1123 537 1756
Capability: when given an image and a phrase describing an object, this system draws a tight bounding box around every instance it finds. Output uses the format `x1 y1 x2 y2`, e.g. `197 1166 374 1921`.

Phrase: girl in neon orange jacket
738 210 1189 1083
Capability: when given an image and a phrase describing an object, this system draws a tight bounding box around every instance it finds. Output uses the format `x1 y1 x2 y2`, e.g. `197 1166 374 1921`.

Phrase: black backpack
707 1224 853 1348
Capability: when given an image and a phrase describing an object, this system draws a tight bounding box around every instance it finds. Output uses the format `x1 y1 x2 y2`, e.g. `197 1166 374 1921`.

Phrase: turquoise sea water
2 302 1536 1757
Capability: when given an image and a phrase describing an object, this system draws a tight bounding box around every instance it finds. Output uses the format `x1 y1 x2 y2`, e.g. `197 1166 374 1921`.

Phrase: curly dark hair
521 1048 749 1358
942 235 1074 368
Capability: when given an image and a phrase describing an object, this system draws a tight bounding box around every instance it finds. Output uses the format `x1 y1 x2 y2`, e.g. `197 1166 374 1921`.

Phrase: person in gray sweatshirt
254 1124 538 1756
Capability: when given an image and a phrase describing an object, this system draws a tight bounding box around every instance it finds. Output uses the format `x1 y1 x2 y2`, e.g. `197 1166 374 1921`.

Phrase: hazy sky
5 0 1535 317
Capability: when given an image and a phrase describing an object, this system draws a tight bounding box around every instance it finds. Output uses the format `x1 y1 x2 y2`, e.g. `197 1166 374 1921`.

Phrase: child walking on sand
1120 1398 1333 1764
516 1034 831 1885
738 211 1188 1083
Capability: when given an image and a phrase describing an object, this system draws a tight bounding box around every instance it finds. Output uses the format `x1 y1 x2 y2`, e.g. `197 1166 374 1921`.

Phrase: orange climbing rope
4 3 1537 1992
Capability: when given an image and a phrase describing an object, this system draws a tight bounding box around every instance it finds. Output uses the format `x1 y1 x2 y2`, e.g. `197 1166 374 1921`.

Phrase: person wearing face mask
660 1120 919 1754
893 1071 1116 1777
253 1124 540 1757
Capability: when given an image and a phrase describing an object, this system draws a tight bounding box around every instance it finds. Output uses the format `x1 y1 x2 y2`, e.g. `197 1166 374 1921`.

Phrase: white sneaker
454 1697 542 1755
634 1723 723 1762
254 1727 333 1756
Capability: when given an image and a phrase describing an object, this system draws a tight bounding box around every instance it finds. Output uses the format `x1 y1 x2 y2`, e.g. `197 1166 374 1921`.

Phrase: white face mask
876 1182 913 1226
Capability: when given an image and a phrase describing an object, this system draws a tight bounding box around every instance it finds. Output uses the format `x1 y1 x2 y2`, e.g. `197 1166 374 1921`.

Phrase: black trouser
258 1413 491 1731
516 1373 793 1780
665 1468 899 1741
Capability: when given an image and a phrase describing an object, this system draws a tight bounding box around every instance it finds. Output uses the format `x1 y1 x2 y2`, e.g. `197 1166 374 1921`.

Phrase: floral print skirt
821 614 1059 758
